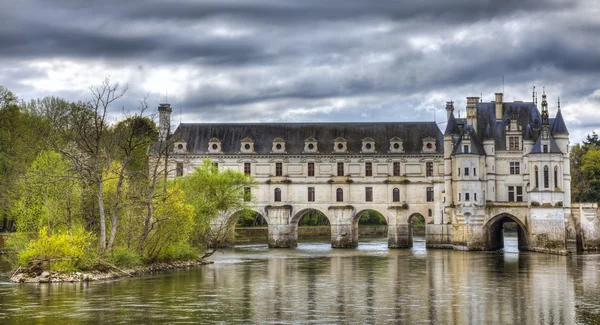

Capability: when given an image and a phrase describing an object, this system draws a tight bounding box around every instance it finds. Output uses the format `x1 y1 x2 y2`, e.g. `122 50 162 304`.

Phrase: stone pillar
426 224 453 248
265 206 296 248
387 207 411 248
329 207 356 248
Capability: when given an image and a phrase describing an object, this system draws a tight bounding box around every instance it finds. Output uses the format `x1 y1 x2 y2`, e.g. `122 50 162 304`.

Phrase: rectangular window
426 187 434 202
393 162 400 176
509 136 520 151
426 162 433 176
474 168 477 176
365 162 372 177
510 162 520 175
337 162 344 177
508 186 523 202
464 168 469 176
464 145 469 153
275 162 283 176
543 145 548 153
176 162 183 177
392 188 400 202
465 193 470 201
308 187 315 202
508 186 515 202
544 167 549 188
308 162 315 177
365 187 373 202
458 168 461 176
244 162 251 175
458 193 461 201
474 193 477 201
244 187 251 202
554 167 558 188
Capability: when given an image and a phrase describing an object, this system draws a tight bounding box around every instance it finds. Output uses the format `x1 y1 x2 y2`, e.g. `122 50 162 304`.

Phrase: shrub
18 227 96 271
108 247 142 268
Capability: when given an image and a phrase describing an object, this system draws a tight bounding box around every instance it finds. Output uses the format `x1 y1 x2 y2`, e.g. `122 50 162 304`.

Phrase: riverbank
9 259 213 283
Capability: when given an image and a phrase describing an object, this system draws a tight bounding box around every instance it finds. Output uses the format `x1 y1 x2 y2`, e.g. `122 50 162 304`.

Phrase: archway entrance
485 214 529 252
294 209 331 244
408 213 426 247
355 210 388 246
231 210 268 244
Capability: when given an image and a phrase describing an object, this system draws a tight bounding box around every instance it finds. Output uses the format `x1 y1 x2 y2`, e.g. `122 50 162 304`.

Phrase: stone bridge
215 202 600 254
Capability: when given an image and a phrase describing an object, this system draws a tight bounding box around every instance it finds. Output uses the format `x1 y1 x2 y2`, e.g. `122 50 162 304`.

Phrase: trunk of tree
107 164 127 252
97 178 106 253
138 201 153 252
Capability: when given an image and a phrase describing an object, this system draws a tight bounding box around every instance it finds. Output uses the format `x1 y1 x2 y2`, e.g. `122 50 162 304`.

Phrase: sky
1 0 599 143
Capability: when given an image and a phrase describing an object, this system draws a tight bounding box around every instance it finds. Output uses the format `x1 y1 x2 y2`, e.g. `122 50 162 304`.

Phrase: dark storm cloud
1 0 599 142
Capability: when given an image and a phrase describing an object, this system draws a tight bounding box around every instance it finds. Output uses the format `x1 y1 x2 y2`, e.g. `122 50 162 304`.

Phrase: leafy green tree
571 132 600 202
179 160 256 256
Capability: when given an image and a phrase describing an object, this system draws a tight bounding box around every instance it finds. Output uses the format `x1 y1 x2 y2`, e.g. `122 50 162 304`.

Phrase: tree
571 132 600 202
43 79 127 253
179 160 256 256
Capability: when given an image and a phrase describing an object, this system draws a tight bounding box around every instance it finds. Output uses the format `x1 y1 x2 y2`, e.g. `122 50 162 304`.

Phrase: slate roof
167 122 443 155
551 109 569 135
444 112 459 136
531 132 562 154
453 126 486 155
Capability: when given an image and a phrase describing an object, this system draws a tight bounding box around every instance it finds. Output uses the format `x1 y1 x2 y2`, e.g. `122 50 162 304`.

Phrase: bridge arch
291 208 332 244
352 209 389 243
484 213 529 251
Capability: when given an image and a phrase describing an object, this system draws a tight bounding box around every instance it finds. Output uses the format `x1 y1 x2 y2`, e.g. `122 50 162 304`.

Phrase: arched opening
230 210 269 245
355 210 388 246
408 213 426 247
485 214 528 252
293 209 331 245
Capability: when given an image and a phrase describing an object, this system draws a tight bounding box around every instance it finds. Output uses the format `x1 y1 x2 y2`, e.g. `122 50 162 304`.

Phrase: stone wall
235 226 390 240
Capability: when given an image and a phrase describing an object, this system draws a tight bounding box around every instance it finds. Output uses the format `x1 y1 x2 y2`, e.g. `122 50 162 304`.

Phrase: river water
1 235 600 324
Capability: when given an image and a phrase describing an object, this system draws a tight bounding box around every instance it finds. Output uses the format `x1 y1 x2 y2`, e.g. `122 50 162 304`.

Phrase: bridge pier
330 207 357 248
387 224 412 248
266 206 297 248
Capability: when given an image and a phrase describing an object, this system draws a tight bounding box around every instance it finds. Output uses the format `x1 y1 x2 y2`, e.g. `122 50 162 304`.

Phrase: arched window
544 166 549 189
392 188 400 202
554 166 558 188
336 188 344 202
535 166 539 188
274 188 281 202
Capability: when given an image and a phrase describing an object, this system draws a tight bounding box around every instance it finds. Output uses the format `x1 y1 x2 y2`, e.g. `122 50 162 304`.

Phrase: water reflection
0 237 599 324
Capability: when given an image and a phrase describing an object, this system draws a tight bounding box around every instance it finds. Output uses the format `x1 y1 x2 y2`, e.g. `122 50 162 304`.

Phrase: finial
480 93 482 102
558 96 561 110
543 86 545 95
532 86 535 103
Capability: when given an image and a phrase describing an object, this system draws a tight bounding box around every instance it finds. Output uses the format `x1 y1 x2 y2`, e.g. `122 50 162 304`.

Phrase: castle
156 90 600 253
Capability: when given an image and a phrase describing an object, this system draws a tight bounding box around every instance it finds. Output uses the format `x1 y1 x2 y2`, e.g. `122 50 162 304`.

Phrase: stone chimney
495 93 503 120
466 97 479 131
158 103 172 141
446 101 454 120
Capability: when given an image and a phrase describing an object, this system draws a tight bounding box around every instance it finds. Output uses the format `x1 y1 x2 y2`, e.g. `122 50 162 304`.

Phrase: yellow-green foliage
12 150 82 234
18 227 96 271
107 247 142 268
144 184 196 261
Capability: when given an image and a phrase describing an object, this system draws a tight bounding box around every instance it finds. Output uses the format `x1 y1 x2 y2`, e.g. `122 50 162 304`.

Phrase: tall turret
158 103 172 141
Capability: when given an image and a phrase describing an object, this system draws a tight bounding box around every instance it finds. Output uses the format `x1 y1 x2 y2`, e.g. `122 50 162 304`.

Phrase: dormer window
333 137 347 153
463 145 469 154
271 137 286 153
361 137 376 153
389 137 404 153
422 137 436 153
240 137 255 153
304 137 318 153
207 137 221 154
173 138 187 154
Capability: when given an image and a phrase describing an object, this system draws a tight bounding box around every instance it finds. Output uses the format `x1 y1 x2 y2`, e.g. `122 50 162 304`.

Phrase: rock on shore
10 260 213 283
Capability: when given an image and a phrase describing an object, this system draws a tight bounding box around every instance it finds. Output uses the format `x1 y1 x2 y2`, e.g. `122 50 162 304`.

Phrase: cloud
0 0 599 143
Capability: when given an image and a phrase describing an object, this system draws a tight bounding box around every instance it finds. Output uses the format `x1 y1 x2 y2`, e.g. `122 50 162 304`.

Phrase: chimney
466 97 479 131
495 93 503 120
445 101 454 120
158 103 172 141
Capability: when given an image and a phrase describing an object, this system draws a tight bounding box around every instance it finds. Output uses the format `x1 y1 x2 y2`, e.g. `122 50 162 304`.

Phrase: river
1 234 600 324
